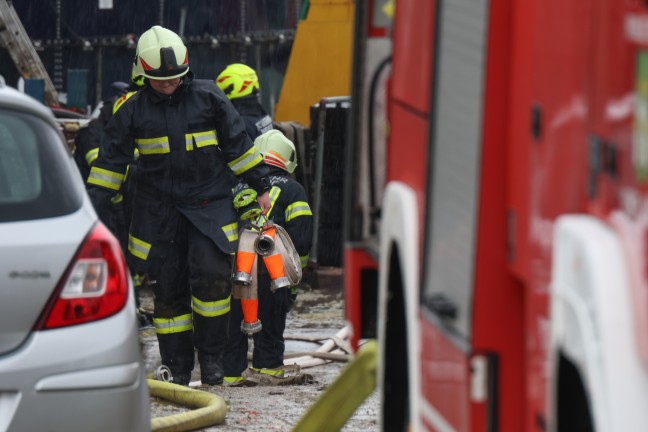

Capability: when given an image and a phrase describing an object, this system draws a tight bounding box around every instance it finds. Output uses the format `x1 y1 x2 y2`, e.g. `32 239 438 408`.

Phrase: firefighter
216 63 274 140
223 129 313 385
73 81 129 183
74 81 131 252
86 25 271 386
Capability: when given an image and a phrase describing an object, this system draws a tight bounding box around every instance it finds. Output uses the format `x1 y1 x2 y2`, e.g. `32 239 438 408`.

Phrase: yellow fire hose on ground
145 339 376 431
292 340 377 431
147 369 227 432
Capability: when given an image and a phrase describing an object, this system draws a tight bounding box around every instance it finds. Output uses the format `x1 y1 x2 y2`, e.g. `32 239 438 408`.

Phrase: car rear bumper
0 291 151 432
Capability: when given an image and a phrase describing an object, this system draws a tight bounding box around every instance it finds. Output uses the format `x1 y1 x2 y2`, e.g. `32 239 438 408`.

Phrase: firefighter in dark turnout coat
222 130 313 384
216 63 274 140
87 26 271 386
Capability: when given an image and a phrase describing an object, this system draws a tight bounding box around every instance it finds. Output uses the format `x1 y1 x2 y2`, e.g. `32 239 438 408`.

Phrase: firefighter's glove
233 183 262 220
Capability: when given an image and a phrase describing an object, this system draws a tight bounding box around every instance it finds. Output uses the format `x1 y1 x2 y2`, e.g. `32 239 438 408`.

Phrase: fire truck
343 0 648 430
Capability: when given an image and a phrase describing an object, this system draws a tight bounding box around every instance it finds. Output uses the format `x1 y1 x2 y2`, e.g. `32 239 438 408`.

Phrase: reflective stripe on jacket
236 169 313 270
87 75 269 273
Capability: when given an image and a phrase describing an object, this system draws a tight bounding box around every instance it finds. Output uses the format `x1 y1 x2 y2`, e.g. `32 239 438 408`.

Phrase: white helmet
134 26 189 80
254 130 298 174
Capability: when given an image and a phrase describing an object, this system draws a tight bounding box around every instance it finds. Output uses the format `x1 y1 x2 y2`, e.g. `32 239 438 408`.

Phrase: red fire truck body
344 0 648 430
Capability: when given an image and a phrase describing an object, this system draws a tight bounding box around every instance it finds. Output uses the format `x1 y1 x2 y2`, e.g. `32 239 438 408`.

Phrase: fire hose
146 326 353 430
233 219 302 334
147 366 226 432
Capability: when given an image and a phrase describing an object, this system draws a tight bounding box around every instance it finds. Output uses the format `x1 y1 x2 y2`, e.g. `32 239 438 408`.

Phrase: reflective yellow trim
128 234 151 261
285 201 312 222
85 147 99 165
265 186 281 219
228 147 263 175
153 313 193 334
253 367 285 377
222 222 239 242
192 295 231 317
87 166 125 191
185 130 218 151
224 376 243 384
111 193 124 204
135 136 170 154
112 91 137 114
300 255 309 268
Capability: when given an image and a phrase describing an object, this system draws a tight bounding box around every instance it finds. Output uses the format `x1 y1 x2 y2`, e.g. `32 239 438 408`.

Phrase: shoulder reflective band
265 186 281 219
300 254 309 268
135 136 170 154
192 295 231 318
285 201 312 222
154 313 193 334
85 147 99 165
228 146 263 175
185 130 219 150
112 91 137 114
128 234 152 260
87 166 125 191
222 222 239 242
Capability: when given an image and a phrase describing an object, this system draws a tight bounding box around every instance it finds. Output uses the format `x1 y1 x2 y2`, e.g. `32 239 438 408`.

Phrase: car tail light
35 223 129 330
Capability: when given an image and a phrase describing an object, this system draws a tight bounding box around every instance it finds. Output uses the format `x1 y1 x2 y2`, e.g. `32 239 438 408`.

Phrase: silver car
0 84 150 431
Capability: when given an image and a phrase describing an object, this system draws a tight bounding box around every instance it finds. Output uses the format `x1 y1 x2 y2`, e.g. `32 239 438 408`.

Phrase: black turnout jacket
87 74 269 273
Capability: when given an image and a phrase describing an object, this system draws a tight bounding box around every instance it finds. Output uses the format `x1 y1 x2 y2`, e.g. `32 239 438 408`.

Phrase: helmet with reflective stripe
216 63 260 99
134 26 189 80
254 130 297 174
130 63 145 87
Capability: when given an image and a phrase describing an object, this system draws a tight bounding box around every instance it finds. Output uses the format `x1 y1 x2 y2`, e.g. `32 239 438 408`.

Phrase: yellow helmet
254 130 297 174
134 26 189 80
130 63 145 87
216 63 260 99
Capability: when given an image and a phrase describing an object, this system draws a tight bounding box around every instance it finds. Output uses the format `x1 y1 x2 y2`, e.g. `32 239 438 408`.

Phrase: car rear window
0 108 83 222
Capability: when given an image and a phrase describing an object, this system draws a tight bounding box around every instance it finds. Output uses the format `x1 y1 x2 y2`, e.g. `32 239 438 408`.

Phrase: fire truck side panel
471 0 526 430
344 247 379 348
387 0 435 205
356 0 648 429
378 182 472 431
389 0 435 117
505 0 534 284
419 316 471 431
548 215 648 431
513 0 594 429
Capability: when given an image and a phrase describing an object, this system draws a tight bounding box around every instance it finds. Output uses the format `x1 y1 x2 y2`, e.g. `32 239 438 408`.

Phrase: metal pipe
95 46 103 106
178 7 187 38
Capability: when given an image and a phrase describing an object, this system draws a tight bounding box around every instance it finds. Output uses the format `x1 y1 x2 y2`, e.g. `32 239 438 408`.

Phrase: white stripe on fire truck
420 398 457 432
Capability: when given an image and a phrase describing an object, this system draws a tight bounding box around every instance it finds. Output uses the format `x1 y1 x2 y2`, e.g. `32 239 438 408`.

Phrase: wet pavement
140 268 379 431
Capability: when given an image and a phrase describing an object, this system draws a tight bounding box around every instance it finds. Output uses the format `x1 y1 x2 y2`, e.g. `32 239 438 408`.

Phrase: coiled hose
147 367 227 432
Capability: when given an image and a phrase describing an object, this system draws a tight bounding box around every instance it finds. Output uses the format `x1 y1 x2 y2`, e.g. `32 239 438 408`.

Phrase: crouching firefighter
86 25 271 386
223 130 313 385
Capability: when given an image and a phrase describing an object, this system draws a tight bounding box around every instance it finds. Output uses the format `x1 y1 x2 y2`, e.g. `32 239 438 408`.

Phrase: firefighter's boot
198 352 225 385
156 331 195 386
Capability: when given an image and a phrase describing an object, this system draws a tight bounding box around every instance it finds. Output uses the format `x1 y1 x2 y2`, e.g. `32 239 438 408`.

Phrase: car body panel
0 84 150 431
0 207 93 355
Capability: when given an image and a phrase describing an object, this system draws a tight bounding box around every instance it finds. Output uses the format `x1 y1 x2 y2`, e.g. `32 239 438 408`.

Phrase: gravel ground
139 269 379 431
